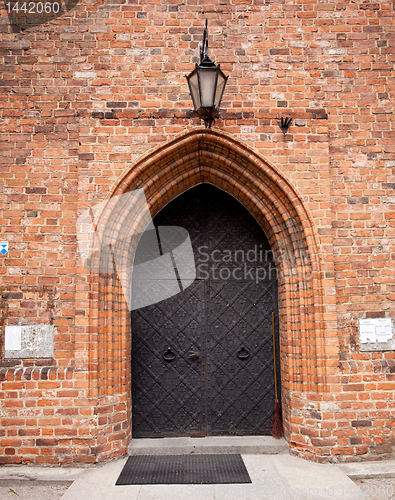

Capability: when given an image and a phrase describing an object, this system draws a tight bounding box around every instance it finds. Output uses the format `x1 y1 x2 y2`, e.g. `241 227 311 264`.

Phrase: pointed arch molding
93 128 332 402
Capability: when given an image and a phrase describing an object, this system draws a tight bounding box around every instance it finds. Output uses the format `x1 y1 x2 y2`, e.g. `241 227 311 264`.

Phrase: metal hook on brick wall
277 116 292 134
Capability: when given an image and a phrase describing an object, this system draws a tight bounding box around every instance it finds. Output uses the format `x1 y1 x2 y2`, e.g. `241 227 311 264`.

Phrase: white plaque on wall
375 318 392 343
359 319 376 344
4 324 54 358
5 326 22 351
359 318 394 351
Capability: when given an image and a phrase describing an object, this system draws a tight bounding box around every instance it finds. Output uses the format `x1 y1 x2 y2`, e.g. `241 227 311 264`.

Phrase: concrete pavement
1 450 395 500
60 454 368 500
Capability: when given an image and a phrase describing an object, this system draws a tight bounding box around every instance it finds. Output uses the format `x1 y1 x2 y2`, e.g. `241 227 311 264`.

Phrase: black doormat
115 454 252 485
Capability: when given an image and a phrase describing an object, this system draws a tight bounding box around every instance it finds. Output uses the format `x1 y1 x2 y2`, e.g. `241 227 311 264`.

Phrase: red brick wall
0 0 394 464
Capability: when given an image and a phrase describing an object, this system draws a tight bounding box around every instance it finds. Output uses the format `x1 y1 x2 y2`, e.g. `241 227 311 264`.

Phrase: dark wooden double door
131 184 279 437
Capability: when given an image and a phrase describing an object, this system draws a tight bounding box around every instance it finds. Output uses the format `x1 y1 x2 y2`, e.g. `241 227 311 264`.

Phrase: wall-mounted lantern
186 19 228 129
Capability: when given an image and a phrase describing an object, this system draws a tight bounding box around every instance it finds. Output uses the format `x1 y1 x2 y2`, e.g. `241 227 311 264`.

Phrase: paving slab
338 459 395 479
60 454 366 500
0 483 69 500
213 455 293 500
60 458 141 500
0 467 80 500
354 477 395 500
0 466 83 482
270 454 365 500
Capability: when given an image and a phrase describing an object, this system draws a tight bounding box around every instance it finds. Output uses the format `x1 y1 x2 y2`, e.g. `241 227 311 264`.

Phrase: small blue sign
0 242 8 256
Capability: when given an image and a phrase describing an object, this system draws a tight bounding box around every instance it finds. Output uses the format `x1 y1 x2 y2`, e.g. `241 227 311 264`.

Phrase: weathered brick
352 420 372 428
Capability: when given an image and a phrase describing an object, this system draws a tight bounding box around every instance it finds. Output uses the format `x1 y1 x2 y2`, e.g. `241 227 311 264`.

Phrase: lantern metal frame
185 19 228 128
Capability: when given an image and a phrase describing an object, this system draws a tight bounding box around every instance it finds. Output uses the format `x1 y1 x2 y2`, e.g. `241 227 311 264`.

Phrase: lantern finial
200 18 209 65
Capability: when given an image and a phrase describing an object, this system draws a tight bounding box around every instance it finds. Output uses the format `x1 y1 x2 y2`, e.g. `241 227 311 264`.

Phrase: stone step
128 436 289 456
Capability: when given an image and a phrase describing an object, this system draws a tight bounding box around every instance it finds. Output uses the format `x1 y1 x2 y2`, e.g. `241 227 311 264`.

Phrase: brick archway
90 128 333 460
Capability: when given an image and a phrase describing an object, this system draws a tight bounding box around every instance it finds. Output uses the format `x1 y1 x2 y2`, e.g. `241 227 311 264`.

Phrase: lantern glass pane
199 68 217 108
214 72 226 107
187 69 200 110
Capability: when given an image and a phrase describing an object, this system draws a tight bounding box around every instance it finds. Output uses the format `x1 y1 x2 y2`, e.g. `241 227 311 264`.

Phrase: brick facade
0 0 394 464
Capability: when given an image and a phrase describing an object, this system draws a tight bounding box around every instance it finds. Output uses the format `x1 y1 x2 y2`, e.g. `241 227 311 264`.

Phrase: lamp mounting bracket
277 116 292 134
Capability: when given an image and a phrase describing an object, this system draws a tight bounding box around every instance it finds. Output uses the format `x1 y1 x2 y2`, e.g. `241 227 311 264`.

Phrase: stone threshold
127 436 289 456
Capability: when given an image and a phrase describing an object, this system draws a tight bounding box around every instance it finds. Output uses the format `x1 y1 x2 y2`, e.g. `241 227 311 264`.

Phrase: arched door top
111 128 319 269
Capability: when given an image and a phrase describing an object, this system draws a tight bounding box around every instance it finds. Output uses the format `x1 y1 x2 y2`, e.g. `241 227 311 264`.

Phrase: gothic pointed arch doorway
131 184 280 437
93 128 334 461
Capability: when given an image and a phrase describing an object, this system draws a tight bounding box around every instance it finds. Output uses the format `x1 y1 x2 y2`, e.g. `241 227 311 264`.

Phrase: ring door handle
163 347 176 362
237 347 250 360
